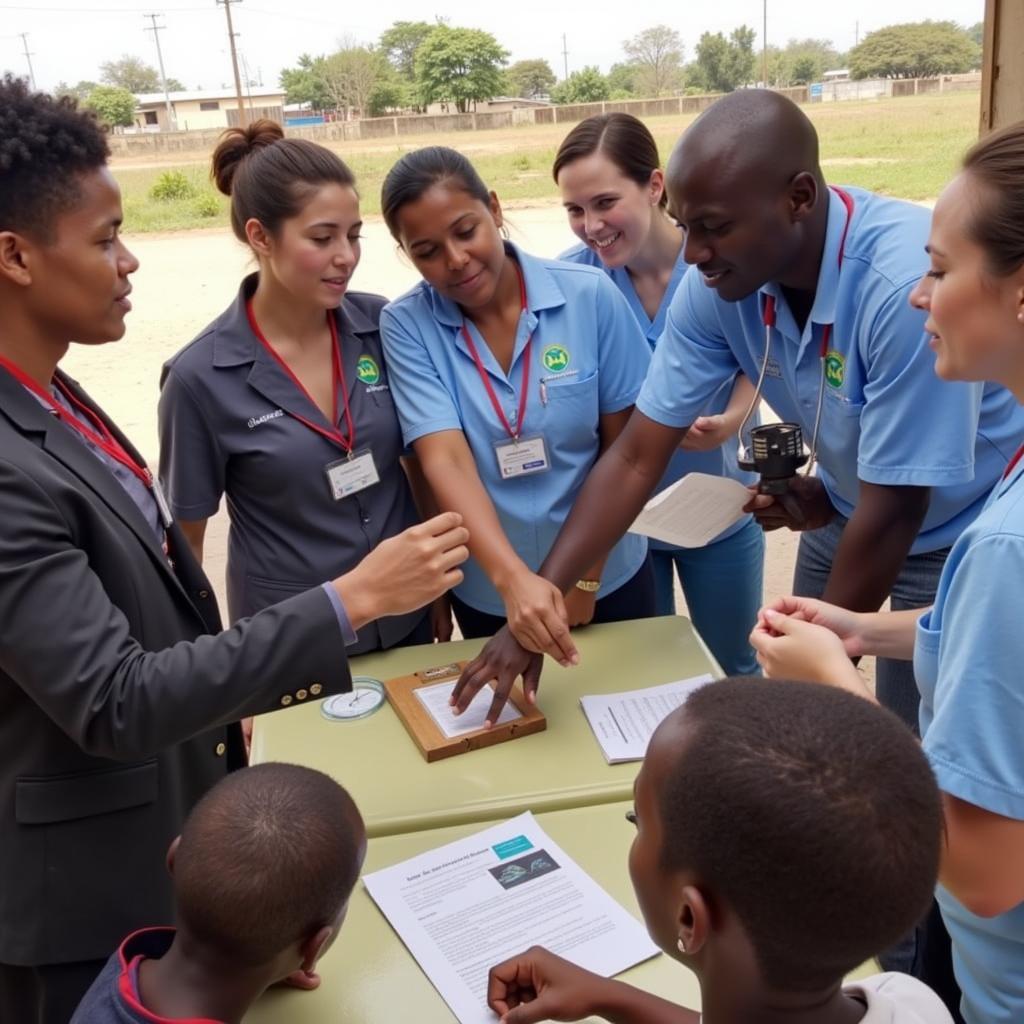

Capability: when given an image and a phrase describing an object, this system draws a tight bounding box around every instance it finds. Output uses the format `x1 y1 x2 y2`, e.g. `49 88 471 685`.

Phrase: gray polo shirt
158 275 426 653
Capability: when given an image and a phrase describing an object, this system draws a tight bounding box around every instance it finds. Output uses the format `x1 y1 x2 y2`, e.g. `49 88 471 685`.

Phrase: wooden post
981 0 1024 133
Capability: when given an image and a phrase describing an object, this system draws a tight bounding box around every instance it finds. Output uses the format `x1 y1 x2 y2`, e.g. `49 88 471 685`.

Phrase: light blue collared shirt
914 457 1024 1023
381 243 650 615
559 241 754 546
637 186 1024 554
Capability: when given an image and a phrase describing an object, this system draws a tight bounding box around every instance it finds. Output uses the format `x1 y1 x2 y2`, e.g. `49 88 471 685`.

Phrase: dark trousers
451 555 657 640
0 958 107 1024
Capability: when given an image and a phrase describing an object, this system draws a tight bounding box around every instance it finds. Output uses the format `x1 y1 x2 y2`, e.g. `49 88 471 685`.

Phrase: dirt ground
63 207 804 656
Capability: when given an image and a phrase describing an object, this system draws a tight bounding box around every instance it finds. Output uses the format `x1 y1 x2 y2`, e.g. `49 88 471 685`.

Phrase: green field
116 91 980 234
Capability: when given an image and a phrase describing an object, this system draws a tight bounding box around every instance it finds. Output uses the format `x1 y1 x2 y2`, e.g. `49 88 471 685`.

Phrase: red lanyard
1004 443 1024 480
460 264 531 441
762 186 856 358
246 301 355 454
0 355 153 487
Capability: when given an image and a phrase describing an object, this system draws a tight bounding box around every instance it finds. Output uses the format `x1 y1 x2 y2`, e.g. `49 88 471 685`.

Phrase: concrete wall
105 82 970 157
815 73 981 103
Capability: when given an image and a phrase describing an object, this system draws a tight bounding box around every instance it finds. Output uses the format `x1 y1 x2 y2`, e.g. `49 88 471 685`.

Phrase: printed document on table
414 680 519 738
362 811 660 1024
581 675 714 763
629 472 751 547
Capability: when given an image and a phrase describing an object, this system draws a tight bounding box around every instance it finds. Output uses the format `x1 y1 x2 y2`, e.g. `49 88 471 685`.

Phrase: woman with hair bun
752 120 1024 1024
554 113 763 675
159 120 449 652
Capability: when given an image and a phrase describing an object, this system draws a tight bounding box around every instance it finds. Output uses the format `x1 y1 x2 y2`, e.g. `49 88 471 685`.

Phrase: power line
215 0 247 128
18 31 35 88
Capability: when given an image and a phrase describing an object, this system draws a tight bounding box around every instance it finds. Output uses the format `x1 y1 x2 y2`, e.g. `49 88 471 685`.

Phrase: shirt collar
427 241 567 328
212 273 377 368
759 186 853 333
115 927 226 1024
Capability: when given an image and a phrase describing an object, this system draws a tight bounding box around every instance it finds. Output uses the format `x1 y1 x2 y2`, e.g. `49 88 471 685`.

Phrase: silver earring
677 937 687 954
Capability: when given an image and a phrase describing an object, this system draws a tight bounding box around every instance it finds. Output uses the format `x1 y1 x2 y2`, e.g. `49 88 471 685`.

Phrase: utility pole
855 21 860 47
762 1 768 87
143 13 174 130
18 32 35 89
240 51 255 117
561 33 569 80
215 0 247 128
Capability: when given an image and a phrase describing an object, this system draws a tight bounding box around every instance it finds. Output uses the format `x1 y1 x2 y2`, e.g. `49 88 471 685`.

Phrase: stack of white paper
363 812 659 1024
414 680 520 738
629 471 751 548
580 675 714 763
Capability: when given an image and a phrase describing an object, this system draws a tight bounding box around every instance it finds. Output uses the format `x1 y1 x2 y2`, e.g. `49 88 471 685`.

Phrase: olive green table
250 616 721 838
245 800 698 1024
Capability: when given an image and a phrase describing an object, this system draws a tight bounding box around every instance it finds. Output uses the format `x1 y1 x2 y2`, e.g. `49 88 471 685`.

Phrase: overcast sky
0 0 984 94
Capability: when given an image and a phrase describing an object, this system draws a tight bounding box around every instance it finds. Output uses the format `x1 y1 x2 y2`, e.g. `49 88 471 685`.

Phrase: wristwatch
575 579 600 592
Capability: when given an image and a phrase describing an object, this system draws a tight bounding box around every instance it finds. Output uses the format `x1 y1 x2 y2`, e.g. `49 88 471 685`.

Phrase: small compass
321 677 385 721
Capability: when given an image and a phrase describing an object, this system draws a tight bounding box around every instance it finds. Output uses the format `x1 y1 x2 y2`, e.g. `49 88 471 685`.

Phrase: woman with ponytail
159 120 449 651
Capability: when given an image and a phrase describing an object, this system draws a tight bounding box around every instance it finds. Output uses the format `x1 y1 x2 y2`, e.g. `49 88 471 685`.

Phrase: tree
100 54 162 93
505 59 556 99
848 21 980 79
606 61 640 98
54 80 98 102
165 77 185 92
279 53 332 109
622 25 684 96
321 46 391 117
380 20 436 82
85 85 136 127
415 26 508 113
967 22 983 47
690 26 757 93
550 66 609 104
766 38 841 86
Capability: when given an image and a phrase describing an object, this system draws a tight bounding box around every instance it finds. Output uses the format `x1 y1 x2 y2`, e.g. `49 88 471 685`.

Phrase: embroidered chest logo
356 355 380 385
247 408 284 429
541 344 570 373
824 350 846 390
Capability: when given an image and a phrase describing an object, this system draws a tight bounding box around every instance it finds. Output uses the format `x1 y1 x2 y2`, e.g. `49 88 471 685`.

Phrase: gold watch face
575 579 600 592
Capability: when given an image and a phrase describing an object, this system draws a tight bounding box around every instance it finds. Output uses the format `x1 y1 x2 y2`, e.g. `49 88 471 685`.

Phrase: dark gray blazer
0 369 352 967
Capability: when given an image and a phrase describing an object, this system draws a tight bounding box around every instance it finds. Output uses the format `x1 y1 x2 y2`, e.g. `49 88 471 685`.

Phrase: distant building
423 96 552 115
822 69 851 82
132 88 286 132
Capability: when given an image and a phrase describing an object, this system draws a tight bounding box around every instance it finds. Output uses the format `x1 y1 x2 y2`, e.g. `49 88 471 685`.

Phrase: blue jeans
792 514 949 734
651 517 765 676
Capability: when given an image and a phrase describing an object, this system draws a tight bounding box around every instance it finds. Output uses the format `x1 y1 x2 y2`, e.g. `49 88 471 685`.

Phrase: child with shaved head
488 679 953 1024
71 763 365 1023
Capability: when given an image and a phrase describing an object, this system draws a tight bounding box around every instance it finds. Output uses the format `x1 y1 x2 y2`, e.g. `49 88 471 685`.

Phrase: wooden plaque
383 660 546 763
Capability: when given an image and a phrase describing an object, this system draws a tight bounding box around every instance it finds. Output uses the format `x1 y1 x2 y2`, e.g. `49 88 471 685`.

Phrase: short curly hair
0 74 110 240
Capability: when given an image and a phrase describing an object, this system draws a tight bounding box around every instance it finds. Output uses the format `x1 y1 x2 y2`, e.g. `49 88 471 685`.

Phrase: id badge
325 448 380 500
494 435 550 479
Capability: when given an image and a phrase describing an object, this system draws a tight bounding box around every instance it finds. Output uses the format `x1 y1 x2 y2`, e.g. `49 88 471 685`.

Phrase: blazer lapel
1 371 194 604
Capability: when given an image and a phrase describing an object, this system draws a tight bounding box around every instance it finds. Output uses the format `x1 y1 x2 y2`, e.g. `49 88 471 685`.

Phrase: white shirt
700 973 953 1023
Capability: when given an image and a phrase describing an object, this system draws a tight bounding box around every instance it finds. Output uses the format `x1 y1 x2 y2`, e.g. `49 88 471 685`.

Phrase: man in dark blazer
0 76 468 1023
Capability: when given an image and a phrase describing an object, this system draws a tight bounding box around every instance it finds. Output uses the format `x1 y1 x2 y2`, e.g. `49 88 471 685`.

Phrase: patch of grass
113 92 980 233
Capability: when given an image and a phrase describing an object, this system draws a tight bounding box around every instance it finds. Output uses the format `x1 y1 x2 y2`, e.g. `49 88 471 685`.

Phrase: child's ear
675 884 711 958
165 835 181 877
299 924 335 974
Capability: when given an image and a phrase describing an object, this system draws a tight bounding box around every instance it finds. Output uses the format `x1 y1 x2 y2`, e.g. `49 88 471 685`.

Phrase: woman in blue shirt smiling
751 121 1024 1024
379 147 655 661
554 113 763 675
